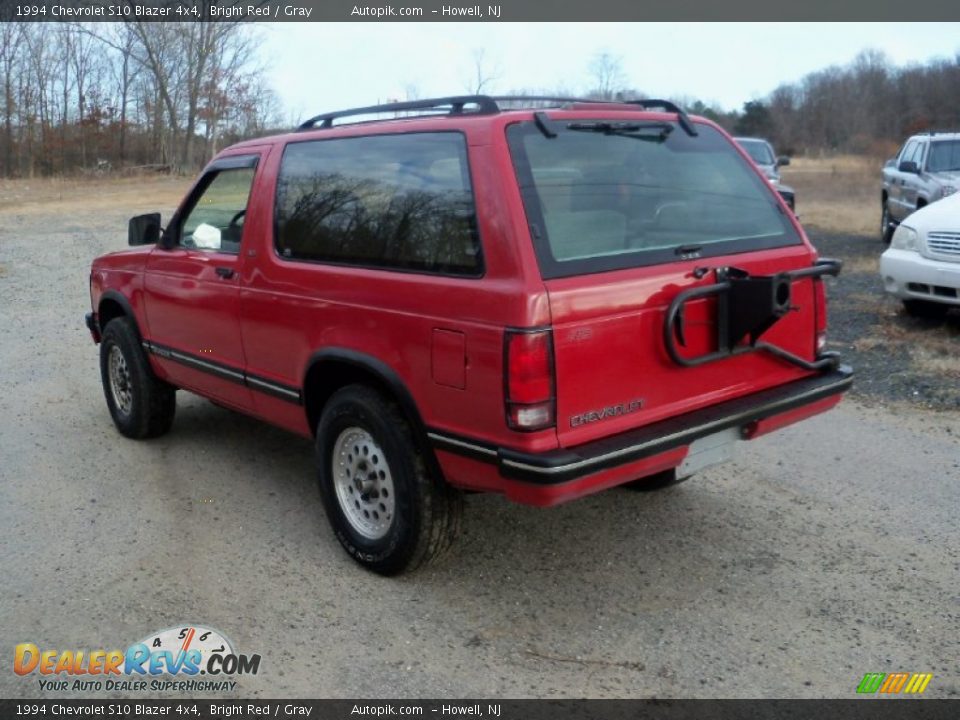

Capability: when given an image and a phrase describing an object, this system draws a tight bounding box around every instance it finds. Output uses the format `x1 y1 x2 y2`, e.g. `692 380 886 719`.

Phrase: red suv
85 96 852 574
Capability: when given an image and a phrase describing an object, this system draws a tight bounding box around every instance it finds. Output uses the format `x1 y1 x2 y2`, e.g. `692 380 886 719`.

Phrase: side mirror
776 156 790 167
898 160 919 174
128 213 161 246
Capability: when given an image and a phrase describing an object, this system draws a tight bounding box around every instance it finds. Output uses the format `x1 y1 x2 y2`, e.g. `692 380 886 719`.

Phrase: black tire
881 203 894 244
316 385 462 575
902 299 949 319
99 317 176 439
622 468 692 492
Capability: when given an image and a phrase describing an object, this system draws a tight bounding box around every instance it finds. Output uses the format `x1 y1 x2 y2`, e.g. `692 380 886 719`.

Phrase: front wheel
99 317 176 438
316 385 462 575
881 203 894 244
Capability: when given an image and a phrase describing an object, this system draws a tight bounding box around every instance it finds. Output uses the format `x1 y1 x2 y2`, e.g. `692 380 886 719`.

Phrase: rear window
507 121 802 279
275 132 482 275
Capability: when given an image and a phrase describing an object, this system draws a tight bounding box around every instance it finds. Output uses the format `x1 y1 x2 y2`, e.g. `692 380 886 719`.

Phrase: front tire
316 385 462 575
881 203 894 244
902 299 949 319
99 317 176 438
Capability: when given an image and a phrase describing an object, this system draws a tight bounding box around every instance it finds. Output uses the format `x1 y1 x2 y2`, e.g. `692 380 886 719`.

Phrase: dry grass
854 316 960 376
782 155 884 236
914 348 960 376
0 174 190 217
852 335 885 352
842 292 886 315
785 155 882 174
839 254 880 275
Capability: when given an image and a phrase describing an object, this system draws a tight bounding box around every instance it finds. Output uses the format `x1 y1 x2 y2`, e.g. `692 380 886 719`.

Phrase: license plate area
677 427 740 477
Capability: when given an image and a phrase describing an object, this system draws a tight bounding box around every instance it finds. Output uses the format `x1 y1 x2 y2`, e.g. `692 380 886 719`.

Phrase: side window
907 141 925 167
899 141 917 165
180 167 257 254
274 132 482 275
913 141 927 170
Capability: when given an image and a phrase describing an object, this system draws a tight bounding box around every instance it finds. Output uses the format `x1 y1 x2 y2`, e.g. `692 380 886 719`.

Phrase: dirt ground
1 174 958 700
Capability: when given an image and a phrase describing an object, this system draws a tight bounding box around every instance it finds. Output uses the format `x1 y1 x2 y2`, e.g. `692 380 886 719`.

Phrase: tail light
504 328 555 431
813 277 828 353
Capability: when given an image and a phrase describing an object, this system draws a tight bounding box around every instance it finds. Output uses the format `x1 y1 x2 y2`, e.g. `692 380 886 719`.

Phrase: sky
259 22 960 123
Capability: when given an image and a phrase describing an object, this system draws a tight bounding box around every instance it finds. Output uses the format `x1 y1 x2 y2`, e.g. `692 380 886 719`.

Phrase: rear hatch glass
507 119 801 279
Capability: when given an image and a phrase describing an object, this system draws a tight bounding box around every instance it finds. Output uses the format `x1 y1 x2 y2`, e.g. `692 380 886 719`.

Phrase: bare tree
466 48 501 95
62 23 103 168
23 25 58 175
120 21 182 165
587 51 627 100
0 23 25 175
104 23 141 166
0 16 280 178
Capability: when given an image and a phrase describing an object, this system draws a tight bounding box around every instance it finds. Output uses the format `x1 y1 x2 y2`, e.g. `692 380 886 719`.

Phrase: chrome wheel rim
108 345 133 415
881 206 888 234
332 427 395 540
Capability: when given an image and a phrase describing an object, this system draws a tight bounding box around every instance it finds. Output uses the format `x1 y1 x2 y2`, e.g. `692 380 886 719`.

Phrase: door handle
215 267 235 279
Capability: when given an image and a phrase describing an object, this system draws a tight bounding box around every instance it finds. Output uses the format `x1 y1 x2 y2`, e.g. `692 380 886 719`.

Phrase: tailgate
546 249 823 448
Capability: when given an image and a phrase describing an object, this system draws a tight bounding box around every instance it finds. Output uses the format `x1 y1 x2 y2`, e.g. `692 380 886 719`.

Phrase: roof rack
297 96 500 130
296 95 698 135
489 95 595 107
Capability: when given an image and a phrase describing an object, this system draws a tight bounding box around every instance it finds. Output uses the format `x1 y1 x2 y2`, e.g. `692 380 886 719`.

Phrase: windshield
736 139 775 166
927 140 960 173
507 121 801 279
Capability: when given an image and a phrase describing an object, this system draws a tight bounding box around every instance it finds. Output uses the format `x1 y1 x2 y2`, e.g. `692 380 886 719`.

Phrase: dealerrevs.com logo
14 625 261 693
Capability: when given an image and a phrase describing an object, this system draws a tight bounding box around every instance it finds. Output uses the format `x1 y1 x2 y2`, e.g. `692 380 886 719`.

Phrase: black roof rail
488 95 595 106
296 94 699 134
297 95 501 130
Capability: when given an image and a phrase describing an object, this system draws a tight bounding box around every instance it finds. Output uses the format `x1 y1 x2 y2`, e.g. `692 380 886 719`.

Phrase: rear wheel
622 468 691 492
99 317 176 438
902 299 949 319
316 385 462 574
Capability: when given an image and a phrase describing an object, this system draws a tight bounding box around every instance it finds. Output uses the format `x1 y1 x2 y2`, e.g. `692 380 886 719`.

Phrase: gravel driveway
1 179 957 699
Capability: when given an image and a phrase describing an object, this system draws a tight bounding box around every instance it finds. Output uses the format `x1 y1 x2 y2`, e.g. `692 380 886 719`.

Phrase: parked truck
881 132 960 243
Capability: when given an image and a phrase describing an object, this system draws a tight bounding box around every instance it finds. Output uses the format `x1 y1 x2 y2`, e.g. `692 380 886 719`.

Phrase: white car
880 191 960 317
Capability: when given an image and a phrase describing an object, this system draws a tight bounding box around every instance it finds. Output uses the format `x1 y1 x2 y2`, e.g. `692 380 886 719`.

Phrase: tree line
539 49 960 159
737 50 960 157
3 34 958 179
0 21 280 178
